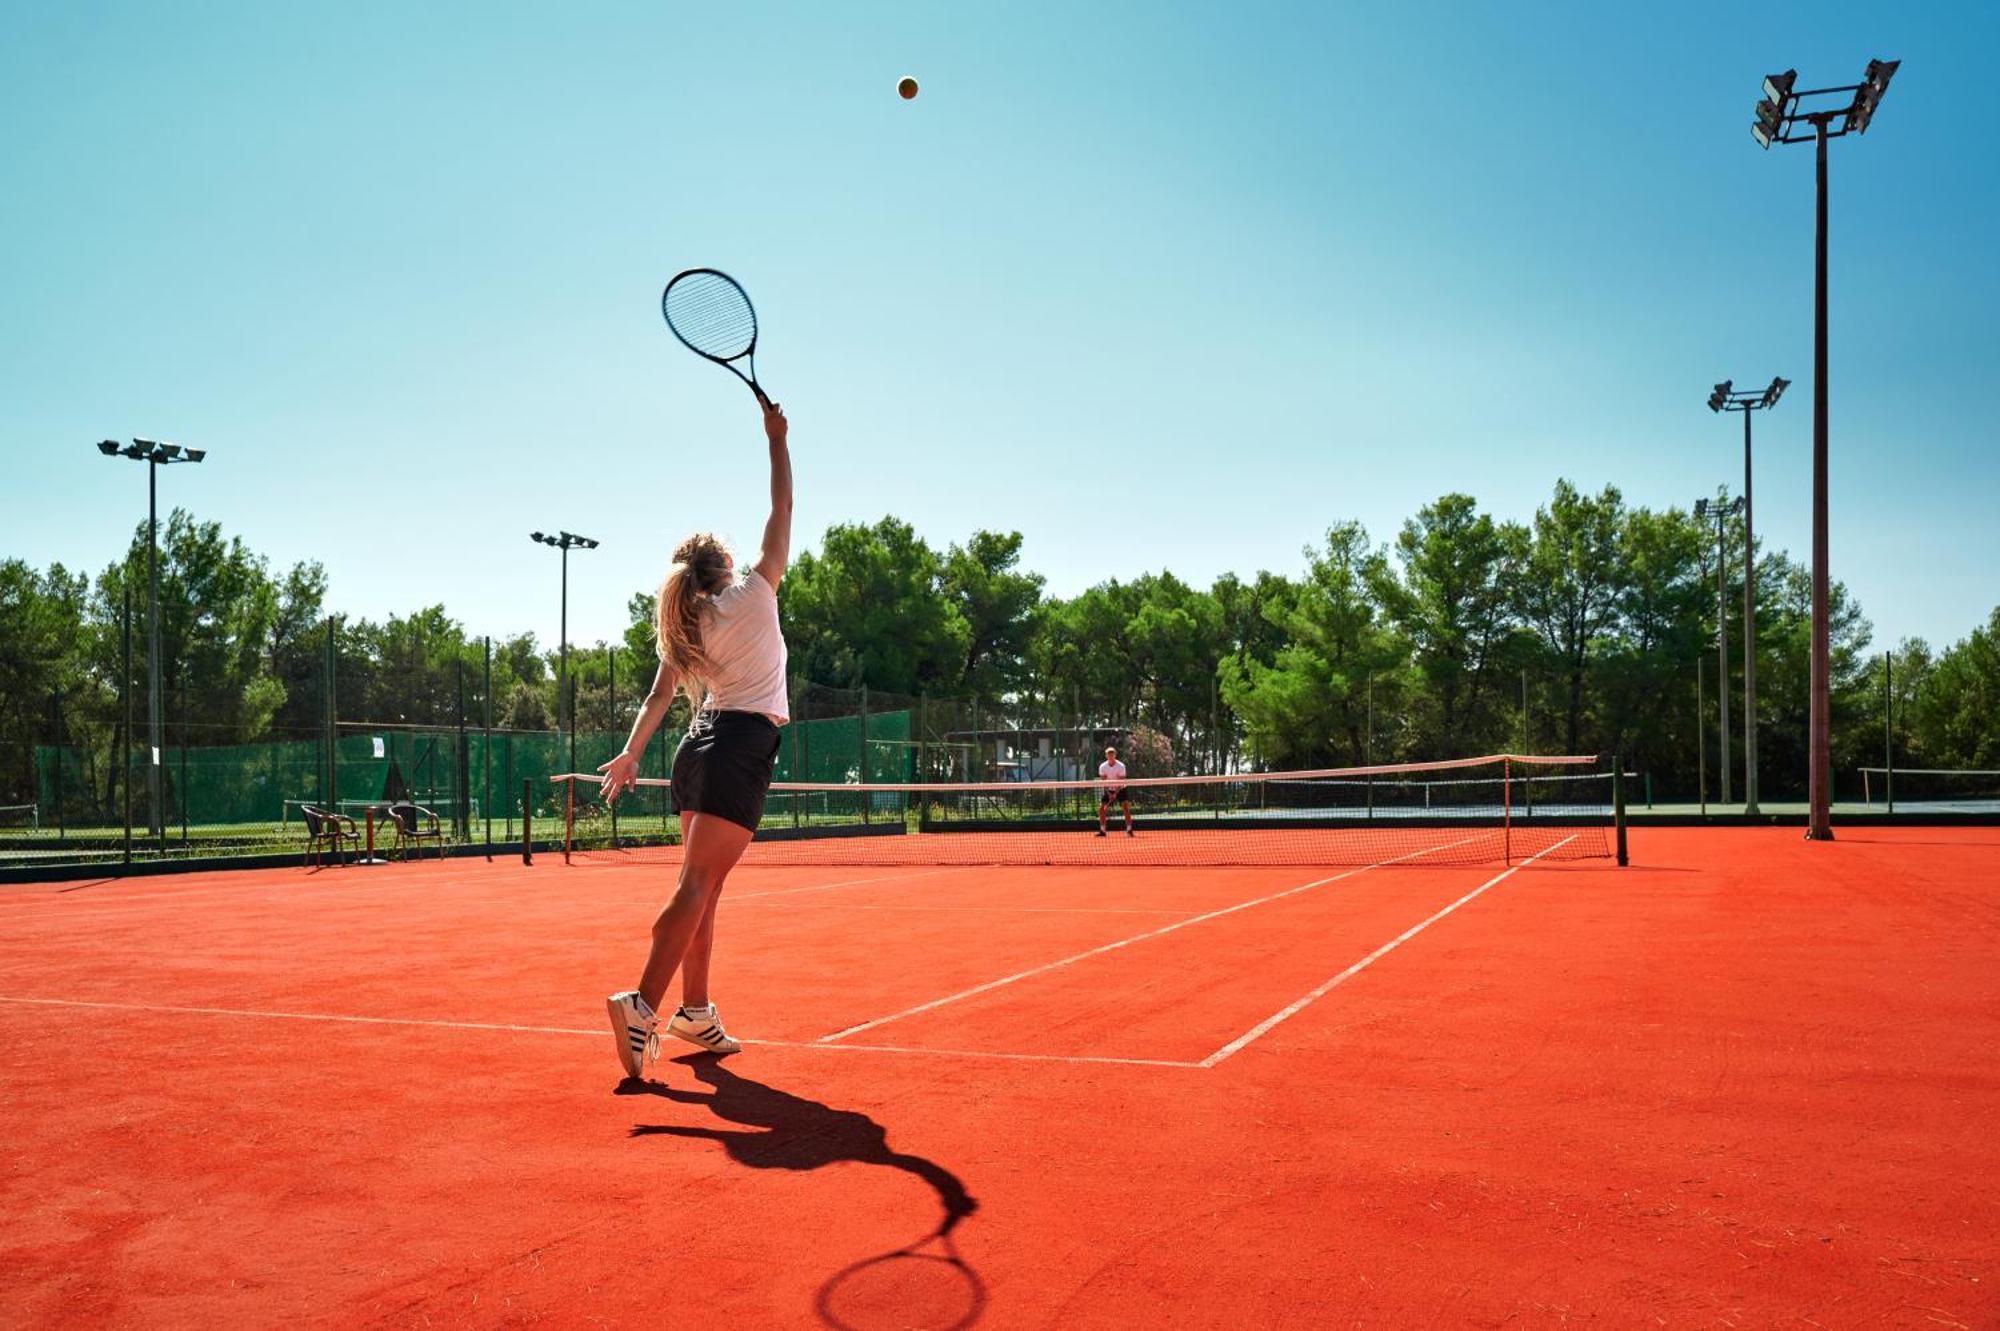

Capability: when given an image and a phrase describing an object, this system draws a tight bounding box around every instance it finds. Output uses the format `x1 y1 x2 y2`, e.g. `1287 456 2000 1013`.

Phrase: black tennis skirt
672 710 782 833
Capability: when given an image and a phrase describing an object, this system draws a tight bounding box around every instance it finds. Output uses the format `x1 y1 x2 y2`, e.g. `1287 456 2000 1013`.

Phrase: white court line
726 865 980 901
1198 835 1577 1067
0 870 508 921
814 833 1489 1044
0 863 969 924
738 902 1197 916
0 995 1196 1069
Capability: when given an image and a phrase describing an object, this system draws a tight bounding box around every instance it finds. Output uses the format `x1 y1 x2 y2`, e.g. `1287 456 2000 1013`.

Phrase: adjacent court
3 826 1995 1327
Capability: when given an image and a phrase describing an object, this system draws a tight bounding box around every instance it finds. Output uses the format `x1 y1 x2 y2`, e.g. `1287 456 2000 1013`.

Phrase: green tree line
3 480 1997 821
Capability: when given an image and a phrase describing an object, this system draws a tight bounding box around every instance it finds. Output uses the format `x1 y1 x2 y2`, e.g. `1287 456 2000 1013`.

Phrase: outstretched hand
598 751 639 803
761 398 787 447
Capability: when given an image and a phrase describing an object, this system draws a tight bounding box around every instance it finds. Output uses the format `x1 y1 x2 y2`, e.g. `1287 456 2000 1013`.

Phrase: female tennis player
597 398 791 1079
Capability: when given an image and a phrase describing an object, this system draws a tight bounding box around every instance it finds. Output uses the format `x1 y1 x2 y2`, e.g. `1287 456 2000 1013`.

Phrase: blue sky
3 1 1994 655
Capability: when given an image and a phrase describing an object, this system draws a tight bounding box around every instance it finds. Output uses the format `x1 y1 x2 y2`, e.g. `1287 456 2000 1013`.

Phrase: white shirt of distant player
1098 759 1127 786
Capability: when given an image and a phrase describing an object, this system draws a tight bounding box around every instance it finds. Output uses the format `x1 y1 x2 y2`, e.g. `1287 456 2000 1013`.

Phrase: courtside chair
384 802 446 861
300 805 360 867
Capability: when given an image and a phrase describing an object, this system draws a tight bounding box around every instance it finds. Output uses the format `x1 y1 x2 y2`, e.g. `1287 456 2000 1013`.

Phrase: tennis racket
662 268 772 406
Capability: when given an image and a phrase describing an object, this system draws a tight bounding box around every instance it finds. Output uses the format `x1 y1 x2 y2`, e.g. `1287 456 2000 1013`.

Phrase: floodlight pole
1750 58 1897 840
1696 496 1739 806
1740 406 1761 815
99 439 204 844
147 456 162 844
531 531 598 772
1707 378 1783 816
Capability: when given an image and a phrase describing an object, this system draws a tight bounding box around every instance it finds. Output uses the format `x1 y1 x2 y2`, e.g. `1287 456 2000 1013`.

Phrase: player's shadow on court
620 1056 976 1227
620 1057 984 1328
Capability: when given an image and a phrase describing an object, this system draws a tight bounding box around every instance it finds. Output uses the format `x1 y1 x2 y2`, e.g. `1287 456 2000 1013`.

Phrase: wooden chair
383 802 446 860
300 805 360 867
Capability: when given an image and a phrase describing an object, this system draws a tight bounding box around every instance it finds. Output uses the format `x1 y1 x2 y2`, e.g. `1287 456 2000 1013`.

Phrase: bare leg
1122 799 1133 833
680 875 726 1009
1098 799 1109 833
638 813 752 1013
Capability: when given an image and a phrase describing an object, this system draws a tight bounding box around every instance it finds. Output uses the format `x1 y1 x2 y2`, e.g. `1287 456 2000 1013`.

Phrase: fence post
521 777 533 865
1697 657 1706 818
607 645 618 848
1883 650 1895 815
122 583 132 866
326 617 339 812
483 637 493 858
179 684 188 845
456 655 469 841
52 687 65 840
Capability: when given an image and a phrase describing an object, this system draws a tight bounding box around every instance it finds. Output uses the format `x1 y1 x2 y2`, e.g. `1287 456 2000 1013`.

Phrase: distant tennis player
1097 745 1132 837
597 398 791 1079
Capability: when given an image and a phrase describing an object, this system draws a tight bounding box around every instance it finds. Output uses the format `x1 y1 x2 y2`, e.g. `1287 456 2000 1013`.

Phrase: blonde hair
656 533 734 716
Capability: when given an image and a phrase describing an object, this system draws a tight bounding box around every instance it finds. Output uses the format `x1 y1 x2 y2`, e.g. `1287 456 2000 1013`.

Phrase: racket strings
664 273 757 360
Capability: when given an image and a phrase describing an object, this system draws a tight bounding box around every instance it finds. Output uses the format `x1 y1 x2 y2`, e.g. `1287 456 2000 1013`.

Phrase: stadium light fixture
1746 57 1900 840
95 436 208 847
1849 59 1898 134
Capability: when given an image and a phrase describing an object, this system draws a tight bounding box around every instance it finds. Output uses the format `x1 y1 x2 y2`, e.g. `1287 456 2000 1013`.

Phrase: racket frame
661 267 772 407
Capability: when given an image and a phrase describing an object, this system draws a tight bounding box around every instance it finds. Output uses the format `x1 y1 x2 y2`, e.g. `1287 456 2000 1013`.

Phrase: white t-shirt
1098 759 1127 787
696 570 789 725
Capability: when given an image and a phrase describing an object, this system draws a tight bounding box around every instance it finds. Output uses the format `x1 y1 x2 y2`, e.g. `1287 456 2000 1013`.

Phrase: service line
813 833 1490 1045
1199 835 1578 1067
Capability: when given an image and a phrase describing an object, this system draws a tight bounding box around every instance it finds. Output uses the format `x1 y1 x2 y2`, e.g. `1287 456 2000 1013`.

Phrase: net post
365 807 375 863
1502 757 1512 866
521 778 533 865
1613 756 1628 867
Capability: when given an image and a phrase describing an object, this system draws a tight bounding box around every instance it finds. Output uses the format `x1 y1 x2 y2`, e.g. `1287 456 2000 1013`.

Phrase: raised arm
597 657 680 801
752 400 792 587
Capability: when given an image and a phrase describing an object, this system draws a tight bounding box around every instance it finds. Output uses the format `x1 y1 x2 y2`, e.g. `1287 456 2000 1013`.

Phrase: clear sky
3 2 1994 656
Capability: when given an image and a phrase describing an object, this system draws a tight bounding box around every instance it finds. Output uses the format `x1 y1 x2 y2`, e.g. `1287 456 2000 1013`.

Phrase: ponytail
656 533 733 717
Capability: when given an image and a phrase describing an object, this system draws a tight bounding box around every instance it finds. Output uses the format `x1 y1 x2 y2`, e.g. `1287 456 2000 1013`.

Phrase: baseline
0 994 1197 1069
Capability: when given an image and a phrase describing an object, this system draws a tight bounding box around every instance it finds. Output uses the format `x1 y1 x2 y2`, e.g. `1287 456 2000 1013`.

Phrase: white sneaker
668 1003 741 1054
607 990 659 1078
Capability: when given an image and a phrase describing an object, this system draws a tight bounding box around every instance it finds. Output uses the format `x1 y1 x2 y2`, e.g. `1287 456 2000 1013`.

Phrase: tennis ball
897 76 919 100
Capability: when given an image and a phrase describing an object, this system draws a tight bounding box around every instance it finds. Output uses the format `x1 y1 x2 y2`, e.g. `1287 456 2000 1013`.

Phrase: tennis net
556 754 1622 868
1856 767 2000 813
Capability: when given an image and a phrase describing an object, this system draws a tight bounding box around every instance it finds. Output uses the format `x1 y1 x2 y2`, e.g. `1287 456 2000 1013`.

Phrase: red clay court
3 826 1996 1328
